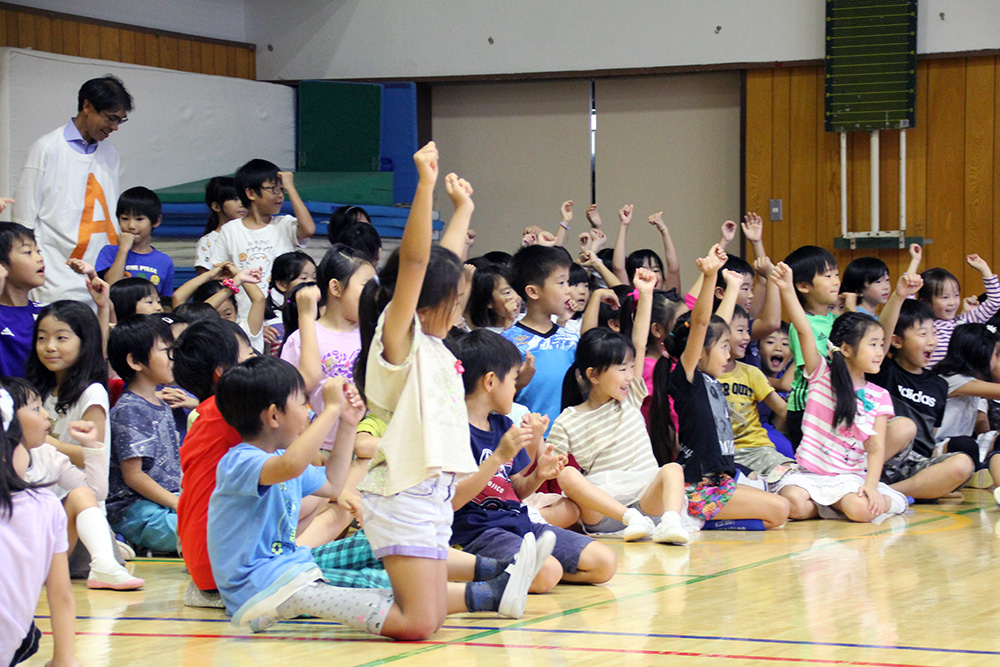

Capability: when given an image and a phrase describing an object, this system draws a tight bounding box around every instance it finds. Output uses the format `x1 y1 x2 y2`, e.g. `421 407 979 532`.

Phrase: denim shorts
361 473 455 560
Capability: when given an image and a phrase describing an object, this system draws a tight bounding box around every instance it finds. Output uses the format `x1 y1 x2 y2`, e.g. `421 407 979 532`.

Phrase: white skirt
774 471 908 522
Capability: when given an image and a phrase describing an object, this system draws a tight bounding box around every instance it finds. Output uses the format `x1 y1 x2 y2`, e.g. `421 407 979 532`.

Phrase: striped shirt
928 274 1000 366
546 376 658 478
796 357 894 475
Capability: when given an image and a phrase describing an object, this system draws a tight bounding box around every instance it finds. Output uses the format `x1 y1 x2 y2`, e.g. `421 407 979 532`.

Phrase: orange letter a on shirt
70 173 118 260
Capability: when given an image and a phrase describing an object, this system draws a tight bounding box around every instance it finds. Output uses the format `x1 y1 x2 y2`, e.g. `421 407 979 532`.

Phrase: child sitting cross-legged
446 329 617 592
106 315 181 554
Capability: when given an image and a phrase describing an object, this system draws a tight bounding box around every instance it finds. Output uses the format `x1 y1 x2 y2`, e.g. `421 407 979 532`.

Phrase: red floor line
60 632 942 666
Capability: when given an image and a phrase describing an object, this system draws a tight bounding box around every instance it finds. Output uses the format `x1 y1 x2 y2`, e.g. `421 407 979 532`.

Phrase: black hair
893 299 936 338
918 267 962 303
841 257 890 295
827 312 885 427
25 301 108 416
482 251 513 266
334 221 382 264
561 328 636 410
267 250 317 319
444 329 523 396
171 319 250 401
783 245 838 304
649 356 678 465
191 280 238 316
107 314 173 384
215 356 305 440
933 323 998 381
598 284 634 331
173 301 220 324
355 245 462 403
662 311 730 359
467 263 514 329
110 277 158 319
618 288 686 355
235 158 280 208
318 244 371 305
596 248 615 273
625 249 664 284
715 256 754 290
326 205 371 245
203 176 240 235
568 262 590 287
731 304 750 323
0 222 36 265
116 186 161 222
77 75 133 113
508 245 573 300
0 377 49 518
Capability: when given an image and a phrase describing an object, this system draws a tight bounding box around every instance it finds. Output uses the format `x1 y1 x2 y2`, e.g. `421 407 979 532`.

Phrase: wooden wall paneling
907 64 929 267
226 46 238 78
964 58 994 291
57 18 80 57
118 29 135 65
771 69 791 262
787 67 817 264
159 35 178 71
877 130 901 277
79 23 100 59
0 10 8 46
925 59 967 287
15 10 30 48
213 43 227 76
744 69 773 259
235 46 250 79
98 25 119 62
815 67 845 269
994 57 1000 270
176 38 193 72
32 12 51 53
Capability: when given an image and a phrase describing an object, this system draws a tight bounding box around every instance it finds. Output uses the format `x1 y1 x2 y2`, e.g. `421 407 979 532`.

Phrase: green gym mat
155 171 394 207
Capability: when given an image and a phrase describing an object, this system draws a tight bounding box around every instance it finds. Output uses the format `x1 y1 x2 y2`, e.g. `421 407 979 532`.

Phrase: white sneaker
622 508 655 542
532 530 556 580
652 518 690 545
232 565 320 629
498 533 536 619
87 566 144 590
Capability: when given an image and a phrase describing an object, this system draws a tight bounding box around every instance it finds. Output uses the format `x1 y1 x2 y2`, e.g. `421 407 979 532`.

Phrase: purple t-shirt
0 301 44 377
96 245 175 296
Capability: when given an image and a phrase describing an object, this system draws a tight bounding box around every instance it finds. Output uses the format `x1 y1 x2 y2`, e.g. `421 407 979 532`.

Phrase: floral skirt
685 473 736 520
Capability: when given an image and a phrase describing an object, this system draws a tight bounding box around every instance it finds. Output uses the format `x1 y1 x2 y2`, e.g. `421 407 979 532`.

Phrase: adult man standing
13 75 132 303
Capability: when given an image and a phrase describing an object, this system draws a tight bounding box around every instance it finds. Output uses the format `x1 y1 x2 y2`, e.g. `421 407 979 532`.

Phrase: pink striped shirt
927 274 1000 366
796 357 894 475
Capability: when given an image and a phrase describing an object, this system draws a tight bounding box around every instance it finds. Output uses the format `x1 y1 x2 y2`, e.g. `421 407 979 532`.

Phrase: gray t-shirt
937 374 987 443
106 391 181 522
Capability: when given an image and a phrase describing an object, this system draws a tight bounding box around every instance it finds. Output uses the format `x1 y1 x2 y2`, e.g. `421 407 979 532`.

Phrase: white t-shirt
937 374 988 442
194 230 220 270
13 127 120 305
43 382 111 501
0 490 67 666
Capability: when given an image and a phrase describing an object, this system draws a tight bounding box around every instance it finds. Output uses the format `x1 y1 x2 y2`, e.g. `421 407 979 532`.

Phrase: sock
275 582 394 635
662 510 681 526
76 507 125 574
464 571 510 612
473 555 510 582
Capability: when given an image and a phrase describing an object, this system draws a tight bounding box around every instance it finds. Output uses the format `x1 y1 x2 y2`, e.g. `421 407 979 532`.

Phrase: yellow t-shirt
717 362 776 450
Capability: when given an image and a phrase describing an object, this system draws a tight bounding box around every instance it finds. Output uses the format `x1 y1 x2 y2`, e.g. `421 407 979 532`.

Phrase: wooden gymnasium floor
23 489 1000 667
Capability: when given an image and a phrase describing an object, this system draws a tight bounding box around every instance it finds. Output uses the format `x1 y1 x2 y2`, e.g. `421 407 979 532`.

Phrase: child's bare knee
530 557 562 593
576 543 616 584
765 495 791 527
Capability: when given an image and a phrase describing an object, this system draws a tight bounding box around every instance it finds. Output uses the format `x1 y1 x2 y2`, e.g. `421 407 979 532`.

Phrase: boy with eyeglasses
208 159 315 351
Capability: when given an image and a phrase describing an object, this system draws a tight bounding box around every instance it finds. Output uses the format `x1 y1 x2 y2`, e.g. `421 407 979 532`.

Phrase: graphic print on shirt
321 348 360 382
706 375 735 456
271 481 299 555
71 173 117 260
470 448 521 510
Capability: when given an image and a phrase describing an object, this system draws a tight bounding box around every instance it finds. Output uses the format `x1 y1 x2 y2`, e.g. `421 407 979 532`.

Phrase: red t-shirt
177 396 241 591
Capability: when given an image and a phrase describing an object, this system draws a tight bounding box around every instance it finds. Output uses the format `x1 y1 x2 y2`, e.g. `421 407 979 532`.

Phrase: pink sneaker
87 567 144 590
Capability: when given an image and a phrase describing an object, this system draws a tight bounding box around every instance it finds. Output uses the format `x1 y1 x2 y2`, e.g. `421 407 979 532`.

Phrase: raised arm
381 142 438 365
171 262 227 308
905 243 923 275
554 200 573 247
631 268 656 380
960 254 1000 323
579 249 622 288
680 244 727 379
879 273 923 341
772 262 821 376
580 287 619 335
648 211 681 292
715 268 742 324
751 257 781 340
317 383 366 498
102 233 134 286
293 284 324 391
440 173 475 260
278 171 316 240
611 204 634 284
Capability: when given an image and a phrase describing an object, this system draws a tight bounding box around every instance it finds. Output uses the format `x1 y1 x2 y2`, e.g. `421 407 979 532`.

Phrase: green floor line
352 506 983 667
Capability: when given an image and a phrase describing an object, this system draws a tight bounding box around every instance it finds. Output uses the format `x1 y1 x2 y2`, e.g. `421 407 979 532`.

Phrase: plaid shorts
310 530 391 589
685 474 736 520
881 444 963 485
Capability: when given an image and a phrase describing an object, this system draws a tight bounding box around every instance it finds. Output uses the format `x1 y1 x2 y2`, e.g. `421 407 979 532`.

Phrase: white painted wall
0 48 295 217
5 0 248 43
245 0 1000 81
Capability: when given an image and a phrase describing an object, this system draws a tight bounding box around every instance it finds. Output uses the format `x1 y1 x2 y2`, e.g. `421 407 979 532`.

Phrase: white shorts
361 473 455 560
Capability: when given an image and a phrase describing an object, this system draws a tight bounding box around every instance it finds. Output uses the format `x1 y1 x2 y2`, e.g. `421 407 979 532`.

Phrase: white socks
76 507 126 574
276 582 394 635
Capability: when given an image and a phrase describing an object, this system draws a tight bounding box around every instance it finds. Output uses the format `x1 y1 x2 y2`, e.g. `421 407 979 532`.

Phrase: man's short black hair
171 319 250 401
215 356 305 440
334 221 381 264
235 158 280 208
508 245 573 300
78 75 133 113
0 222 35 265
116 186 162 221
445 329 524 396
107 314 173 384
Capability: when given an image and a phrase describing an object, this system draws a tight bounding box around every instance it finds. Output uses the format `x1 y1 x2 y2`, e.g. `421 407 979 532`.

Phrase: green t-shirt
787 310 837 412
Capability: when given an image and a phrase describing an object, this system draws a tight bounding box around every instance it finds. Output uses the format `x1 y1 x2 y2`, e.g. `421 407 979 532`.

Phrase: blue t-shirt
501 322 578 435
0 301 44 377
96 245 175 296
451 413 532 547
107 391 182 523
207 444 326 615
